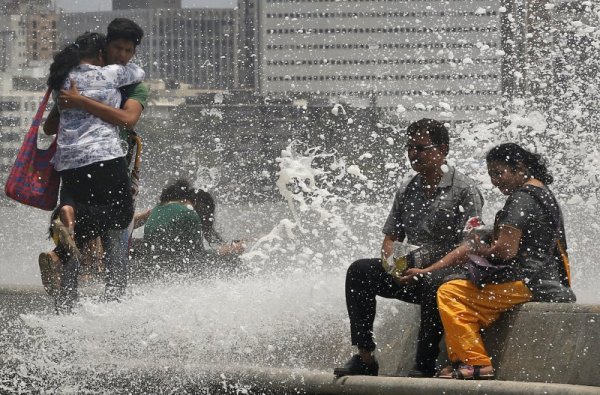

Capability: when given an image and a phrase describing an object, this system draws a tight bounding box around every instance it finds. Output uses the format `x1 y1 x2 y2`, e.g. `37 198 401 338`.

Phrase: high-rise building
500 0 590 113
0 0 52 15
0 71 53 184
0 1 57 65
236 0 259 90
0 0 19 14
255 0 502 122
0 14 27 71
26 12 58 61
0 1 57 182
112 0 181 10
59 8 236 90
501 0 554 106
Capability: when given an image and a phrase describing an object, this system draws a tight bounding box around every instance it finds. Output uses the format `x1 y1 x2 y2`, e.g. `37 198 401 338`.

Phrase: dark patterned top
490 185 566 285
383 165 484 259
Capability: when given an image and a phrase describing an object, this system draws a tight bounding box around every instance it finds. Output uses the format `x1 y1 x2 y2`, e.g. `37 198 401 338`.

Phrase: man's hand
58 80 84 110
396 267 430 284
380 235 396 261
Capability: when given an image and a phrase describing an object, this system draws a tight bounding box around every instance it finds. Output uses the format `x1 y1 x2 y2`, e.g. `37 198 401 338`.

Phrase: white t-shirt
51 62 145 171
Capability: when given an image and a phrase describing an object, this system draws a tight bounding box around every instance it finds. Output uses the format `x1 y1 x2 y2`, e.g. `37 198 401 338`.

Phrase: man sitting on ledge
334 119 484 378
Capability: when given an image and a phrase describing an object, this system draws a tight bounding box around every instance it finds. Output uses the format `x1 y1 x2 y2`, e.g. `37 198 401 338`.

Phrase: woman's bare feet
453 364 495 380
51 218 80 260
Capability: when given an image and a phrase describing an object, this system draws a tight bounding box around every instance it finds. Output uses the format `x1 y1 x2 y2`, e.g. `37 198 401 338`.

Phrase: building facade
236 0 260 90
26 12 58 62
0 81 52 181
255 0 502 122
0 0 52 15
112 0 181 9
0 15 27 72
0 9 56 71
59 8 237 90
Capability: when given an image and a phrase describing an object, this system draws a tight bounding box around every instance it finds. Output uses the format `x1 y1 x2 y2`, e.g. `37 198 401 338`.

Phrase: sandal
435 361 461 379
453 364 495 380
435 365 455 379
51 219 81 261
39 252 61 297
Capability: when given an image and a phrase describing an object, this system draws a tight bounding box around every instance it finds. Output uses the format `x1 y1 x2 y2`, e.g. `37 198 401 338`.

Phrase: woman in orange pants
400 143 575 379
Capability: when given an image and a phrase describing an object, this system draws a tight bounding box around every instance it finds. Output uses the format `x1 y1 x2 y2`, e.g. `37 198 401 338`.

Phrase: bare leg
59 205 76 234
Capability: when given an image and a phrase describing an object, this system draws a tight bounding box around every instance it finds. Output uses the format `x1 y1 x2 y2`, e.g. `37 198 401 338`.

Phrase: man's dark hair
159 179 194 204
406 118 450 147
106 18 144 47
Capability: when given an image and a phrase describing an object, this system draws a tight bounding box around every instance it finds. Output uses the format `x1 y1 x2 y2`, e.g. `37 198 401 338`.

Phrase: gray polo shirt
383 165 483 258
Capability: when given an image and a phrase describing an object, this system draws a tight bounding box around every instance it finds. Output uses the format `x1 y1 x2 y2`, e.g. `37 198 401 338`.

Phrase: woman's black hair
159 178 194 204
191 188 224 244
486 143 553 185
47 32 106 90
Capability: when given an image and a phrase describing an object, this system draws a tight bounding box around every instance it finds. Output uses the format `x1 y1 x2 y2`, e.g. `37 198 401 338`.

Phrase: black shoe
333 354 379 377
406 367 435 378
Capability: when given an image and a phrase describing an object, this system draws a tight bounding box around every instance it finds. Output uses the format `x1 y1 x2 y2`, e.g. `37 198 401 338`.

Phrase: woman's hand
465 233 494 257
133 208 153 229
465 233 482 252
396 267 430 284
217 241 246 256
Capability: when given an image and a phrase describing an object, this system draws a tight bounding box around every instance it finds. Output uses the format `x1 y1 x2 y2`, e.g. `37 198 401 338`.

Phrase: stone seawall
1 286 598 393
376 302 600 387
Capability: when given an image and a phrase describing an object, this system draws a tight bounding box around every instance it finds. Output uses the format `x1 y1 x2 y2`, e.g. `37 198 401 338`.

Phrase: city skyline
54 0 236 12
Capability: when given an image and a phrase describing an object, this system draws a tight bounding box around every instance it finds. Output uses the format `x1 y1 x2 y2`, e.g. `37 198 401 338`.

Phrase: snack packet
382 242 419 278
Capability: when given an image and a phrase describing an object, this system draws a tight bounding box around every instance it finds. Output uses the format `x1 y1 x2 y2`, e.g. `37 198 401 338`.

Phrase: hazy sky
54 0 236 12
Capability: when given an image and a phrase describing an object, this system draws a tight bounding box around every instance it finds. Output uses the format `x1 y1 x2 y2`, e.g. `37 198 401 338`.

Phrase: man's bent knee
347 258 380 278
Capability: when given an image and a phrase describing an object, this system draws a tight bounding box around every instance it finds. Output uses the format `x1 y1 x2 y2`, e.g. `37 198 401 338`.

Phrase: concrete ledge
65 365 600 394
1 287 598 392
486 303 600 386
375 302 600 387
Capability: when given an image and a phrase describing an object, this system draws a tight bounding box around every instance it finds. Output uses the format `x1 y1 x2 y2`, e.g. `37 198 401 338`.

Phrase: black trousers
54 157 133 311
59 157 134 248
346 258 459 371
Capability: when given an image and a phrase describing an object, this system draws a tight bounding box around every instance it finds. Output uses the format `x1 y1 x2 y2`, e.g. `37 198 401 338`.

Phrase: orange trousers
437 279 533 366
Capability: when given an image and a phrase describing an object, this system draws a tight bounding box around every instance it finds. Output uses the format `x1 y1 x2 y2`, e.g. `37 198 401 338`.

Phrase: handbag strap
31 88 52 130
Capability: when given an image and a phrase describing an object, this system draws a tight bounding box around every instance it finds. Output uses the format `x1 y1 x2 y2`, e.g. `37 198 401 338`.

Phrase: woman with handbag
40 32 145 312
399 143 575 379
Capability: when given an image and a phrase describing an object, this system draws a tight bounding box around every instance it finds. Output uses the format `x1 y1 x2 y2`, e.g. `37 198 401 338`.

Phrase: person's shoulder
395 173 419 195
101 64 123 72
122 82 149 94
505 187 540 210
170 202 200 215
68 64 98 79
178 204 202 224
450 167 480 190
73 64 96 71
512 185 550 204
121 82 149 107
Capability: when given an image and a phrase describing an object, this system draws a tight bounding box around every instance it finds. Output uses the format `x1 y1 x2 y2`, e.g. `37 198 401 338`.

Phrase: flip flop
39 252 61 297
453 364 495 380
435 365 454 379
52 219 81 261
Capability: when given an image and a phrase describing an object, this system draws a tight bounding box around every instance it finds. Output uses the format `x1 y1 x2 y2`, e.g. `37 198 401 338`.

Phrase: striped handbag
4 88 59 210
